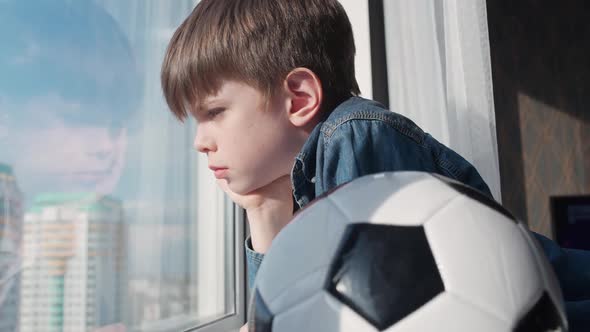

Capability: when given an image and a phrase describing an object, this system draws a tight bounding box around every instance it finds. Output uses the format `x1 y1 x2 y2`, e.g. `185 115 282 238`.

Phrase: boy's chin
225 179 258 196
227 178 273 196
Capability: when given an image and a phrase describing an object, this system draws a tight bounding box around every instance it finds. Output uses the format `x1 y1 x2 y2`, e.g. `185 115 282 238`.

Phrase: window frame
182 206 247 332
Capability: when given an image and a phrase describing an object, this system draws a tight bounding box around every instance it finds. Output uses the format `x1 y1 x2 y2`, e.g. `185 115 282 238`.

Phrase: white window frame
183 206 247 332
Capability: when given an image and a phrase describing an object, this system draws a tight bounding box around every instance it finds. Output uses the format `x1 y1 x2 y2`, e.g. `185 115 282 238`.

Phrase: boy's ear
284 68 323 127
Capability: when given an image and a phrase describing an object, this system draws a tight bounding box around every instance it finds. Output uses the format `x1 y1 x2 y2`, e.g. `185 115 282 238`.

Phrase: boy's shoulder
320 96 425 144
322 96 388 128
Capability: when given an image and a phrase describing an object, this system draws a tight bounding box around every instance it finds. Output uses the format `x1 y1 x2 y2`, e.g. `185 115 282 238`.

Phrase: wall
487 0 590 237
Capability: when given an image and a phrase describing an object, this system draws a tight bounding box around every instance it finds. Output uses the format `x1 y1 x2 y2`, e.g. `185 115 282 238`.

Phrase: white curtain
383 0 501 201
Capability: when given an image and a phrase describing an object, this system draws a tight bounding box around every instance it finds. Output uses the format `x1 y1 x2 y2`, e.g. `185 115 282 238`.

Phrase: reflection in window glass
0 1 235 331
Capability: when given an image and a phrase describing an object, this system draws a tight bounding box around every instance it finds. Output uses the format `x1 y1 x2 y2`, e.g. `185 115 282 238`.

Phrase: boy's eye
206 108 225 119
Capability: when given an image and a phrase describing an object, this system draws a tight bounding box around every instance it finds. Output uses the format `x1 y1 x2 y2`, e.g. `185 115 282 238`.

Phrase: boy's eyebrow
193 97 222 115
193 101 207 115
188 101 205 118
196 100 214 113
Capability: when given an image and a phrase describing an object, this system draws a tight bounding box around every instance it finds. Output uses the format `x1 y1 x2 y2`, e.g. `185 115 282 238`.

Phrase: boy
161 0 589 330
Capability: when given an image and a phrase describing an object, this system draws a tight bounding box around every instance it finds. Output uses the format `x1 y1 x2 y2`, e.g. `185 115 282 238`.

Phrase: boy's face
194 80 302 195
3 112 128 196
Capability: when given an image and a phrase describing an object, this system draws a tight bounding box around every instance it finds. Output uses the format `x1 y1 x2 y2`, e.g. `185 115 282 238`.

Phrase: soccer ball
248 172 567 332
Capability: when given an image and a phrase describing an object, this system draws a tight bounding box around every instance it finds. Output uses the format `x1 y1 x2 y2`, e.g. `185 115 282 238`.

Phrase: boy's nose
194 130 215 153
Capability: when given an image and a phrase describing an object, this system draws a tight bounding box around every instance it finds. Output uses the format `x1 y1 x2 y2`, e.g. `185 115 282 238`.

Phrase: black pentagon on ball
431 173 516 222
325 223 444 330
513 292 565 332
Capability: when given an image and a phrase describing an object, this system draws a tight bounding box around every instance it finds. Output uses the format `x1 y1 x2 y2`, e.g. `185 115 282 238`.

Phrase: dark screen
552 195 590 250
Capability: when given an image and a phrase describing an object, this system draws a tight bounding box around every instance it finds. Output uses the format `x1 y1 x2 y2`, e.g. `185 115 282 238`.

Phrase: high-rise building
0 163 24 332
19 193 126 332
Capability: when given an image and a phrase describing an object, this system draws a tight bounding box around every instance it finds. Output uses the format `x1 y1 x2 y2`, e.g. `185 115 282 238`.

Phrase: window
0 1 245 331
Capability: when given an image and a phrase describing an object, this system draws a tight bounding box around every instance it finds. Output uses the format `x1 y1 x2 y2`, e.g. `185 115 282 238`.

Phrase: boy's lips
209 166 228 179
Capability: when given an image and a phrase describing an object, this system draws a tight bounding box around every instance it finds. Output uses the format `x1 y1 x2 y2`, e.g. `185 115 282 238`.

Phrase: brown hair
161 0 360 121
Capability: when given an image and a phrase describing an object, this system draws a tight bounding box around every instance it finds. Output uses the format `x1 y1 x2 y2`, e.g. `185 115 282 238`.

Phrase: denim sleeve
245 237 265 291
532 232 590 332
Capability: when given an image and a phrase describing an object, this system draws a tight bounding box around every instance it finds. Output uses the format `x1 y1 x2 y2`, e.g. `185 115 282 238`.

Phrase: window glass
0 1 236 331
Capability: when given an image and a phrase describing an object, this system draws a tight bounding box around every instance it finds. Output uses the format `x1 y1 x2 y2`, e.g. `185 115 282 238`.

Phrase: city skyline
0 162 24 332
1 162 197 331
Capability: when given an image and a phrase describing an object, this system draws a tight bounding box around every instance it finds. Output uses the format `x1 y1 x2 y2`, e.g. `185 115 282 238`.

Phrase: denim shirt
246 96 589 329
